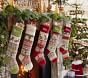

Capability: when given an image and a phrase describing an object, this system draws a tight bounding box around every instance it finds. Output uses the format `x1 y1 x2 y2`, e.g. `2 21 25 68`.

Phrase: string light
18 65 27 78
21 65 25 74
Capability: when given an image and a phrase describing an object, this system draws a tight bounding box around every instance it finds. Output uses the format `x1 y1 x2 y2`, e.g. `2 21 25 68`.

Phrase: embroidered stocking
19 21 36 71
33 22 50 67
6 22 24 74
46 20 63 63
59 21 71 59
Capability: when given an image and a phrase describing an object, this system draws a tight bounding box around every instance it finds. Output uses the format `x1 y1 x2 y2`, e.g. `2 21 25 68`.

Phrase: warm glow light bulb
20 65 25 75
24 67 28 72
21 65 24 69
18 74 21 77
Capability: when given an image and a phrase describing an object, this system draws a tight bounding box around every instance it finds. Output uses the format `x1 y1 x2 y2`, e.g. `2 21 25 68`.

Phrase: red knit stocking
33 22 50 67
59 21 71 59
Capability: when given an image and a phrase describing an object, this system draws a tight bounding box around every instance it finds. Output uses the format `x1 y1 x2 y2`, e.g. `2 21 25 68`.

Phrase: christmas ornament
19 21 37 72
6 22 24 74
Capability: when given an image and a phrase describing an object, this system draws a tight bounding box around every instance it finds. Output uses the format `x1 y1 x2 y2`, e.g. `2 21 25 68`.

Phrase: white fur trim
72 60 83 65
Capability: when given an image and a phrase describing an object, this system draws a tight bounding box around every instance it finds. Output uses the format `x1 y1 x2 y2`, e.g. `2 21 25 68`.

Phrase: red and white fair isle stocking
19 22 36 72
33 22 50 67
46 20 63 63
59 21 71 59
6 22 24 74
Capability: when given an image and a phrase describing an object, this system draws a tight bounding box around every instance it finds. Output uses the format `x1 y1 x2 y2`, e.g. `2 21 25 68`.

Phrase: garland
0 12 9 68
0 5 22 68
0 5 67 68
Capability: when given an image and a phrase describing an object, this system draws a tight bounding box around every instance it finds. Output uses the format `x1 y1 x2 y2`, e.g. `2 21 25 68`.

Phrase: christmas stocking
6 22 24 74
46 20 63 63
59 21 71 59
33 22 50 67
19 22 37 72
